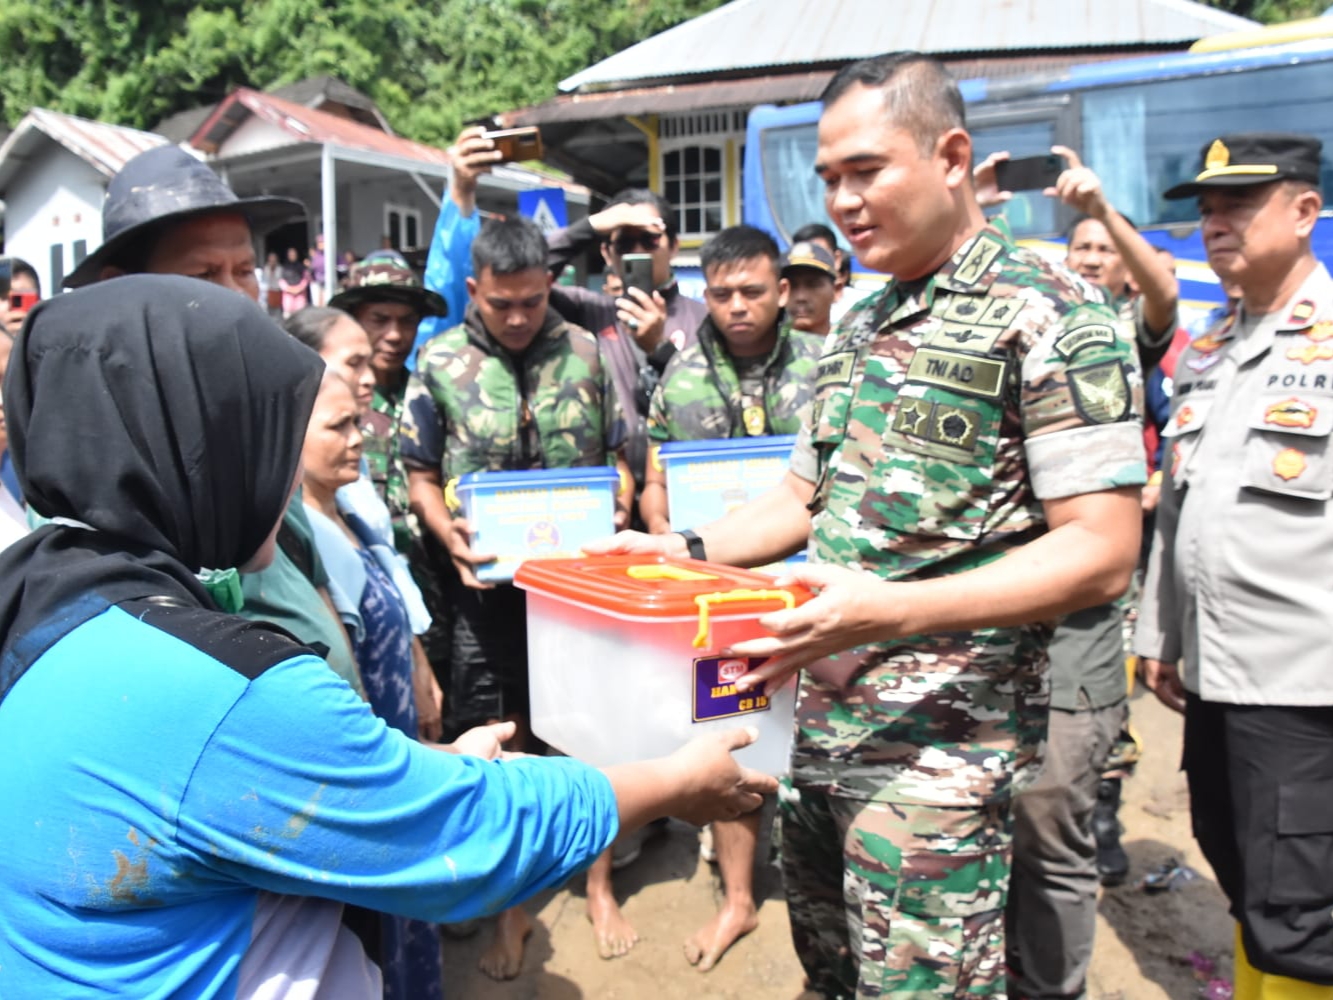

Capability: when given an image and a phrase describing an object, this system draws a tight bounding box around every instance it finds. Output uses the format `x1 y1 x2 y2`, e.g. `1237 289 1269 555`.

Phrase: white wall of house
222 116 298 159
4 141 106 295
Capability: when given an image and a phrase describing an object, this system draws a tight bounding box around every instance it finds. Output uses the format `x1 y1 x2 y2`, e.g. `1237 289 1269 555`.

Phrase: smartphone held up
994 154 1066 193
480 126 543 164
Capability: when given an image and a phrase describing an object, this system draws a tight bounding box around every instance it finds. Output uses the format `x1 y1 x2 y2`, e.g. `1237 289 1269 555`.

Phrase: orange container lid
513 553 812 619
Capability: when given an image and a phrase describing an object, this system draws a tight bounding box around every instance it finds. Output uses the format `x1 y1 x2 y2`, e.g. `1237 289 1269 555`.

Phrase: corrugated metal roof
558 0 1257 92
0 108 167 192
190 89 452 165
510 51 1152 126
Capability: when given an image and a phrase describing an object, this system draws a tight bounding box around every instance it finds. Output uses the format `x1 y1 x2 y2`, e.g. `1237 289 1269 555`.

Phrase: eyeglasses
612 231 663 255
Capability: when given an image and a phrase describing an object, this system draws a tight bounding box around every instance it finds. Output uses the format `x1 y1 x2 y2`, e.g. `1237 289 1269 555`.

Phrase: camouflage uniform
784 226 1146 998
398 304 623 734
647 317 820 443
362 377 415 552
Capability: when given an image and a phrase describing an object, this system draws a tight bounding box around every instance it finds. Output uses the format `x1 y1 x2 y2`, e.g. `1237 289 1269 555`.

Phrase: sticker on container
693 655 772 722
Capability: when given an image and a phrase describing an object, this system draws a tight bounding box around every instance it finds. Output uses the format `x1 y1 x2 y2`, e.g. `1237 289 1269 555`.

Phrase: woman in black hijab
0 275 772 997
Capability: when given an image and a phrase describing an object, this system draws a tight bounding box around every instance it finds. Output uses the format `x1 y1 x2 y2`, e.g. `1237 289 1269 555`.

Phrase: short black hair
7 257 40 296
604 187 679 242
700 225 781 277
791 223 838 250
1064 212 1138 244
283 306 347 352
821 52 965 154
471 216 548 277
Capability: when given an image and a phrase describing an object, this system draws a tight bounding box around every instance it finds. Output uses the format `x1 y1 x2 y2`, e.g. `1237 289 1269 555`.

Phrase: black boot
1092 777 1130 886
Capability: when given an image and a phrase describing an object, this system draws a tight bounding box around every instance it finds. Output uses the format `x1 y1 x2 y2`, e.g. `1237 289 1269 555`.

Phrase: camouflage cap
328 258 448 318
782 241 837 280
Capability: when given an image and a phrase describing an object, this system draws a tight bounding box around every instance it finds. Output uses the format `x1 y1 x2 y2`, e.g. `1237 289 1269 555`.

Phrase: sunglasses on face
612 231 663 254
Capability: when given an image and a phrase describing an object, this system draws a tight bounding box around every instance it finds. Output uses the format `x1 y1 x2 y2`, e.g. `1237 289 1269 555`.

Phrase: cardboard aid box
454 467 619 584
514 555 812 776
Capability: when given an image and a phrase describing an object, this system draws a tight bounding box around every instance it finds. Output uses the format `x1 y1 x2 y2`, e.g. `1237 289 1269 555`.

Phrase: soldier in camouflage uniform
641 225 821 533
588 53 1145 997
398 215 630 981
639 224 820 973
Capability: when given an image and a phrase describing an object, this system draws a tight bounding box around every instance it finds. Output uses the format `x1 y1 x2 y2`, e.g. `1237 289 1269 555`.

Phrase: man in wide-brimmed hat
64 145 303 295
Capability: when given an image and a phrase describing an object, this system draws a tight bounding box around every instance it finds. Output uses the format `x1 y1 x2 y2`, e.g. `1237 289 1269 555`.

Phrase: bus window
1086 62 1333 227
970 118 1061 237
758 122 829 243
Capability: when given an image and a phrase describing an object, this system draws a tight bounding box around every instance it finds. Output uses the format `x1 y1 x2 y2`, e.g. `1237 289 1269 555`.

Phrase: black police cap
1164 132 1323 200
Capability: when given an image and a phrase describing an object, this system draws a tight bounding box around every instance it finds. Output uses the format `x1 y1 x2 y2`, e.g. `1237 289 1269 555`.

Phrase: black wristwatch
676 529 707 561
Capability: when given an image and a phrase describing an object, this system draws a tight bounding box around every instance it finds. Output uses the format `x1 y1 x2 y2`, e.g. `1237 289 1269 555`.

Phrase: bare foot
683 900 758 972
586 890 639 959
478 906 532 980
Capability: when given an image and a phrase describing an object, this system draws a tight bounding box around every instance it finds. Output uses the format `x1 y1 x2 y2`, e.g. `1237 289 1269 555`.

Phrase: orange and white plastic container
513 554 812 776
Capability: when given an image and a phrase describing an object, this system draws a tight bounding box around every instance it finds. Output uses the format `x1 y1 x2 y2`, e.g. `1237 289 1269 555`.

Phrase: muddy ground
441 688 1233 999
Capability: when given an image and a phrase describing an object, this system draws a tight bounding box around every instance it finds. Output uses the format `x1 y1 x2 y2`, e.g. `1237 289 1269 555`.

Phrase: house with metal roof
0 79 588 301
499 0 1255 248
0 109 168 294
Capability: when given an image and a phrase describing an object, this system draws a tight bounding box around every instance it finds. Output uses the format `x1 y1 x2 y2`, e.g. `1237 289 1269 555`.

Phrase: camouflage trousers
780 781 1013 998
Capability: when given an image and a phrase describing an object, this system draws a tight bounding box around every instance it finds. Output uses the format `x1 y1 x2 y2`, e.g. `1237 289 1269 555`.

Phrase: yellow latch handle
627 563 719 582
693 589 795 649
443 477 461 513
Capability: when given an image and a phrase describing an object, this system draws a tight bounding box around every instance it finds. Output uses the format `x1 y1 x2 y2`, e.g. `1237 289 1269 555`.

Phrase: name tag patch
905 348 1006 399
815 350 857 389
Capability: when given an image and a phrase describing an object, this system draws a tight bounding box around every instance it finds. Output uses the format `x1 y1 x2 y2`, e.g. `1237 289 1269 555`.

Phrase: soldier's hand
1139 657 1186 714
728 563 900 694
582 529 689 558
616 288 667 352
973 150 1014 209
1048 145 1110 220
443 516 497 590
660 727 777 826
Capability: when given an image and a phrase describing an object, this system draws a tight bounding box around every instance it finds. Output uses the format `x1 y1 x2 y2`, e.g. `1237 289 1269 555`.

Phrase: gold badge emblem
1177 405 1196 429
1286 343 1333 365
1306 321 1333 343
743 405 767 436
1264 398 1317 429
1290 300 1318 324
1273 447 1307 481
1205 139 1230 171
1190 333 1227 354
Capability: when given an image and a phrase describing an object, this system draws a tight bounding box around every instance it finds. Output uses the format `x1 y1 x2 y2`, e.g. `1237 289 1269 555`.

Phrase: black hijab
0 275 323 703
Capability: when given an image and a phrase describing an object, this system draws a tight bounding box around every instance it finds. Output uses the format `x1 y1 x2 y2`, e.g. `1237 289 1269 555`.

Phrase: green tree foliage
1200 0 1326 21
0 0 726 144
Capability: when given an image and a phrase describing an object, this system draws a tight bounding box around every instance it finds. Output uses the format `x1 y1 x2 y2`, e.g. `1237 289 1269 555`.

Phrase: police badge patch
1069 360 1130 424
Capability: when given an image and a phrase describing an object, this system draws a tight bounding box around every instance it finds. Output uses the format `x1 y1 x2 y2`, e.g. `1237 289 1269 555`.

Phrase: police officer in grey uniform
1137 132 1333 998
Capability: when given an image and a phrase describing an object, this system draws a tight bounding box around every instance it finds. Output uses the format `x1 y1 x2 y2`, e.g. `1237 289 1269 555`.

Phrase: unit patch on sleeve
1069 360 1131 424
1052 323 1117 360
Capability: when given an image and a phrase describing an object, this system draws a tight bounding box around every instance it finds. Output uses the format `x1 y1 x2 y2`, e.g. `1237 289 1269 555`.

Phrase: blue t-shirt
0 600 617 997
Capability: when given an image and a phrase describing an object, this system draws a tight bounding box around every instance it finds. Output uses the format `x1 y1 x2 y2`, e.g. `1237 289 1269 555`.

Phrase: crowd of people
0 48 1329 1000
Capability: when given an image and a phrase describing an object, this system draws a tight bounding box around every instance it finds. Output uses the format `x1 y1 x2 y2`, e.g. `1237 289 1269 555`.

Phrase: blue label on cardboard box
692 655 772 722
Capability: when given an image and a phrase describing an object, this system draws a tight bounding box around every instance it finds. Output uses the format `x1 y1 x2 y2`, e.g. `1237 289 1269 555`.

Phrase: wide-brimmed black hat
328 257 447 318
63 146 305 288
1164 133 1323 200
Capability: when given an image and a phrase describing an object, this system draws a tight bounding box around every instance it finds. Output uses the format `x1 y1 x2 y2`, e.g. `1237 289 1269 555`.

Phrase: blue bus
743 20 1333 319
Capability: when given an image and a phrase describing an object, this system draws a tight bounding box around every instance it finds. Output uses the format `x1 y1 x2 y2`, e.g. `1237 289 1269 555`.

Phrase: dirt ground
441 689 1234 999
